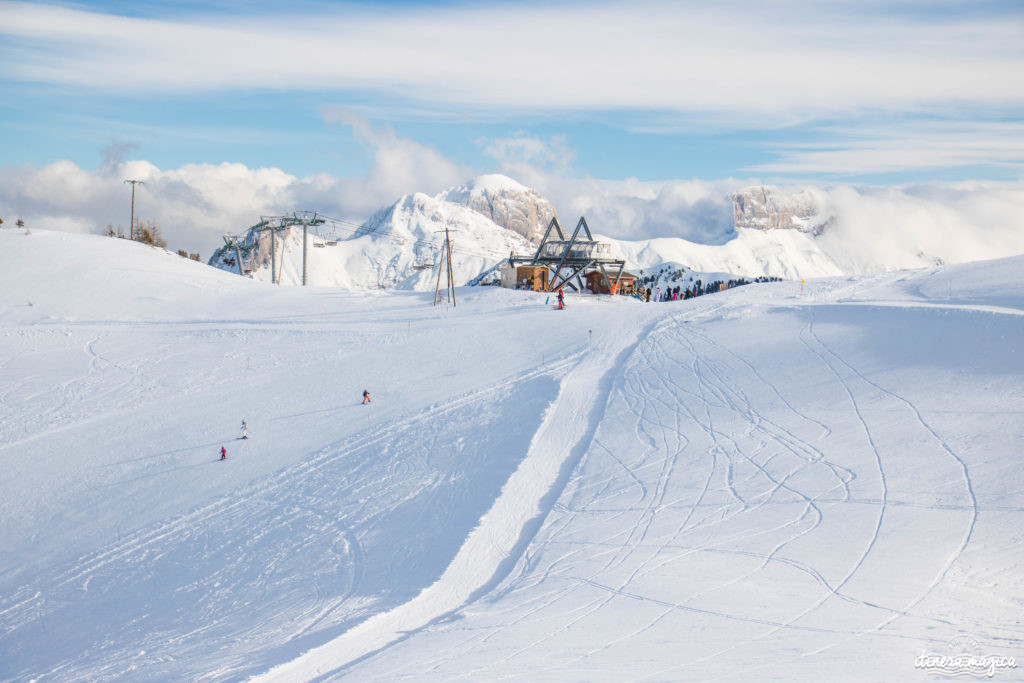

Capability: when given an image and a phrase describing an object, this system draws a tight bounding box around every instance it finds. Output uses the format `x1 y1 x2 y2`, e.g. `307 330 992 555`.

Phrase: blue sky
3 0 1022 183
1 0 1022 252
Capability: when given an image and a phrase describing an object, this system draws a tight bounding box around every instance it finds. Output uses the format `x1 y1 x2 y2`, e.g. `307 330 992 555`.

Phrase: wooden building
586 270 637 295
515 265 549 291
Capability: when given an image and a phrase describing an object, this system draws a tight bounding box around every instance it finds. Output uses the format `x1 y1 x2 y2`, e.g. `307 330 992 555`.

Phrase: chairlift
412 261 434 270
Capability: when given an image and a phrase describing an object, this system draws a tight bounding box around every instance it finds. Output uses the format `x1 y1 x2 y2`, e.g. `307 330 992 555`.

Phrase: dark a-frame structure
509 217 626 293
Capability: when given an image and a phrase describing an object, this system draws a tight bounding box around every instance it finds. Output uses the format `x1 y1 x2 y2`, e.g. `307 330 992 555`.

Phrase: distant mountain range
209 175 970 288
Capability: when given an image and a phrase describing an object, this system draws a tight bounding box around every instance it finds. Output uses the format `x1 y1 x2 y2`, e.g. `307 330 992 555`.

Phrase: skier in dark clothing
362 389 371 405
557 288 564 309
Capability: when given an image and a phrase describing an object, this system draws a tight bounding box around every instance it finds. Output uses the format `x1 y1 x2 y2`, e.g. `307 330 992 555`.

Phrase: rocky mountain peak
731 186 832 235
436 175 558 245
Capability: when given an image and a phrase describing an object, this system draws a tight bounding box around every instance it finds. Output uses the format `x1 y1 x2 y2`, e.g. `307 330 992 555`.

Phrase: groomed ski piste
1 229 1022 681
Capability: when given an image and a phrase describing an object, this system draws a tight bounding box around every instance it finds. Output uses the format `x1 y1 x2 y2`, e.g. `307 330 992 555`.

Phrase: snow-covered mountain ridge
210 174 1021 288
211 185 534 289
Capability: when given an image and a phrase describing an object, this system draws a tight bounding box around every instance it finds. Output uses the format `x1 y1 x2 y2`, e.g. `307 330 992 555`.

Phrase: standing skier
557 288 564 309
219 446 227 461
362 389 371 405
240 420 248 439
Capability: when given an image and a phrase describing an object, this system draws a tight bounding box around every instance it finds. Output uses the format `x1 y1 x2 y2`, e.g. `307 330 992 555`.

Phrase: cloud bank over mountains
2 99 1021 272
3 152 1023 275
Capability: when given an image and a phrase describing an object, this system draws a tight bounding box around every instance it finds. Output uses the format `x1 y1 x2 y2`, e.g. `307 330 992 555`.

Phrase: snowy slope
210 189 531 290
2 229 1023 681
603 228 847 280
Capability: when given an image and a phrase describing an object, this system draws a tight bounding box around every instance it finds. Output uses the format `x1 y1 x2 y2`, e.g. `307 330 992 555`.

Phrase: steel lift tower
242 212 325 285
508 217 626 293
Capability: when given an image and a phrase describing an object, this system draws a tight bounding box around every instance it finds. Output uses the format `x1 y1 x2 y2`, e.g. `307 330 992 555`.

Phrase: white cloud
749 120 1024 176
0 158 300 253
2 1 1021 121
322 108 470 201
474 135 745 244
480 134 574 169
533 176 743 244
478 165 1024 266
3 114 1022 270
478 134 576 192
0 113 469 255
818 181 1024 270
4 158 1023 270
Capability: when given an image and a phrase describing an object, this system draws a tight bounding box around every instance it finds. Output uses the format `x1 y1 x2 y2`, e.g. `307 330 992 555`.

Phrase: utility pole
124 179 144 241
433 227 456 308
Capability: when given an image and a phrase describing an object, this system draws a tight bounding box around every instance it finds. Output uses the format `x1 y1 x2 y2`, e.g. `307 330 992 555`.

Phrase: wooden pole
433 234 445 306
433 227 457 307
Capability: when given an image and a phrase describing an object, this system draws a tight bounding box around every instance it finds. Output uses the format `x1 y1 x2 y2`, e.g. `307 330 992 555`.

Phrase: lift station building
502 217 632 295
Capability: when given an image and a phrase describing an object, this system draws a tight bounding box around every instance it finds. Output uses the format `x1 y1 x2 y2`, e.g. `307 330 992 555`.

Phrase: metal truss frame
510 217 626 293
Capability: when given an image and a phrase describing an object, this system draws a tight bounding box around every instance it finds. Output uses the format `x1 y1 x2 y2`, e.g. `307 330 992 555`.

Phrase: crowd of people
635 267 782 302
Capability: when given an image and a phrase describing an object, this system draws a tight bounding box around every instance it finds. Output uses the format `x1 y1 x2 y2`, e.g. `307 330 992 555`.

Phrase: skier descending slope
219 446 226 461
362 389 371 405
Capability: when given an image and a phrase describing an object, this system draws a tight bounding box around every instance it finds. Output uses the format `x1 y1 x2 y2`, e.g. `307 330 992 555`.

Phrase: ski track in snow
250 315 661 681
796 314 979 639
680 311 984 681
0 352 572 681
3 236 1022 682
330 294 1020 682
642 310 985 680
